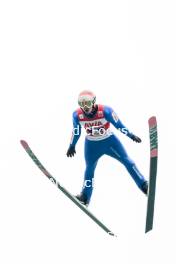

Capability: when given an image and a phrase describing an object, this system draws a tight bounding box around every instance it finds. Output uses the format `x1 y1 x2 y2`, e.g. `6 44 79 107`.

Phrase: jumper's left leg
105 134 148 195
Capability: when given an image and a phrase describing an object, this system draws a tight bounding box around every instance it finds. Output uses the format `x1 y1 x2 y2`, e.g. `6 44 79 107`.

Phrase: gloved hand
131 134 142 143
66 146 76 157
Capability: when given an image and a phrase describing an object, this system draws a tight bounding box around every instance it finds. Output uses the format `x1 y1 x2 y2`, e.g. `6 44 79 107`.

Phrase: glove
131 134 142 143
66 146 76 157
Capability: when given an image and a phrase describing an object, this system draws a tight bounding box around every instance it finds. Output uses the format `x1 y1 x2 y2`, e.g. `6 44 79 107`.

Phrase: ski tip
148 116 157 127
20 140 29 149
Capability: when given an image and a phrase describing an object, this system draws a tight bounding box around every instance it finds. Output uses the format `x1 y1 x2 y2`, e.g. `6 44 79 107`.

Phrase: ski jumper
70 104 146 204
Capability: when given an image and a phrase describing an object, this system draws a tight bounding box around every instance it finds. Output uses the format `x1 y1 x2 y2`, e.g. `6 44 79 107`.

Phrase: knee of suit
121 157 135 168
84 167 96 181
85 162 97 173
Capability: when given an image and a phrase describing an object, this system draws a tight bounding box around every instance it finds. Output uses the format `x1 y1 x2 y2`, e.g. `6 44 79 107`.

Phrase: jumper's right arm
70 111 81 147
67 111 81 157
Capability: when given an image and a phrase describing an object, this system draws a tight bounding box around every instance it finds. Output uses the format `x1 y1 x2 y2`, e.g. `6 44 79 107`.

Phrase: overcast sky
0 1 176 263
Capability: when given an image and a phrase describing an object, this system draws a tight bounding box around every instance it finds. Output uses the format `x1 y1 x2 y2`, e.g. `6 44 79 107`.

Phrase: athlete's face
82 105 93 113
79 100 93 113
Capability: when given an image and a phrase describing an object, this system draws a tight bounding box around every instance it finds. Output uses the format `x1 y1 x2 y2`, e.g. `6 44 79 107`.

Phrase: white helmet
78 90 96 108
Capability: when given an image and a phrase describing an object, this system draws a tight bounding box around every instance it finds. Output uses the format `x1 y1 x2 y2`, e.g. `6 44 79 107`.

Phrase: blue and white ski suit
70 104 146 204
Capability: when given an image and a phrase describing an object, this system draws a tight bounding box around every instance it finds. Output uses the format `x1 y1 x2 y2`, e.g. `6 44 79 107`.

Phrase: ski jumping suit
70 105 146 204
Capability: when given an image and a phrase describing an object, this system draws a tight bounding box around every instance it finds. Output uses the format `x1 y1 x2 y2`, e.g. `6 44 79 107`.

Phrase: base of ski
145 116 158 233
20 140 116 237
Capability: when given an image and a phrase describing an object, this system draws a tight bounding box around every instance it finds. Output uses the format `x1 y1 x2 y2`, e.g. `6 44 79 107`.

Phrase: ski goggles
78 100 93 108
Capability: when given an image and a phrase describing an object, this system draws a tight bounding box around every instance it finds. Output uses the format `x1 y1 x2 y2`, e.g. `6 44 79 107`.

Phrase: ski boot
141 181 148 196
75 194 89 207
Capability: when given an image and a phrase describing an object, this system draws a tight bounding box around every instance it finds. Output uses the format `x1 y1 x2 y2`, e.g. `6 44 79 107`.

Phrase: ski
20 140 116 237
145 116 158 233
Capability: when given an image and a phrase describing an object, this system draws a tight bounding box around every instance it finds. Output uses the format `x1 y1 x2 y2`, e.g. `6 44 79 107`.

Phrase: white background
0 0 176 263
